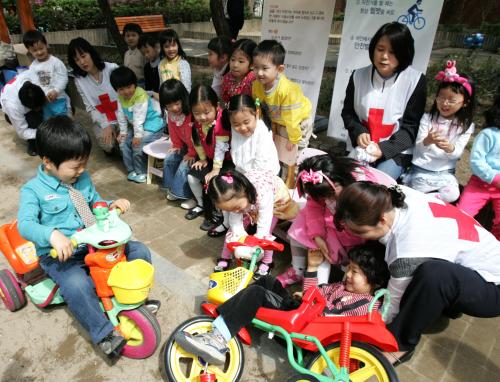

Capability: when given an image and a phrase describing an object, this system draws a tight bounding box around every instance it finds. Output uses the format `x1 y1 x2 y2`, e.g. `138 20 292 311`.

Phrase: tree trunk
210 0 232 38
0 2 11 43
96 0 127 56
16 0 36 33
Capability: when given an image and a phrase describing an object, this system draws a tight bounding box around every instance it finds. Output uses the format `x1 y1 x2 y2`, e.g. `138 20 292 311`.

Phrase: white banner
261 0 336 119
328 0 444 142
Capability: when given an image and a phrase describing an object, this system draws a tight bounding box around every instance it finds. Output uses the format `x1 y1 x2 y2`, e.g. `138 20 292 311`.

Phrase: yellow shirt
159 56 181 83
252 74 311 144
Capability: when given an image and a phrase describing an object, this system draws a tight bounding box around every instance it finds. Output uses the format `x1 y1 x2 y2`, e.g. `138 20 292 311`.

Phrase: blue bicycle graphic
398 10 426 30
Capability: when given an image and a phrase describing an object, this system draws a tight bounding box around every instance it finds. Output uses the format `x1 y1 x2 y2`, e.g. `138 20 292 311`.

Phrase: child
122 23 146 87
174 242 390 365
0 71 46 155
207 36 232 98
341 22 426 180
252 39 312 156
281 155 395 287
158 29 191 92
184 85 232 231
406 61 475 203
207 94 280 237
221 39 256 105
17 116 154 358
67 37 120 154
208 169 293 278
22 30 70 118
138 34 161 96
159 79 195 201
458 85 500 240
110 66 164 183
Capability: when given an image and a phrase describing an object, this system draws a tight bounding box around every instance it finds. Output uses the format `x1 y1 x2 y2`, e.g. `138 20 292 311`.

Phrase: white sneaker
166 190 179 201
174 330 228 365
180 199 197 210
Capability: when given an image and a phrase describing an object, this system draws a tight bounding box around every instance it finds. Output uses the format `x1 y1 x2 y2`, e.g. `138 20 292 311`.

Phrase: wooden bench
114 15 167 34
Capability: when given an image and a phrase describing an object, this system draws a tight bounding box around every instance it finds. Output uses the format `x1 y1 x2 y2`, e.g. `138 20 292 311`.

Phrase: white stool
142 136 172 185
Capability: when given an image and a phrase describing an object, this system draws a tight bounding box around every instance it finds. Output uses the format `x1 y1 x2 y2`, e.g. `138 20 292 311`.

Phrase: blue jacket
18 165 105 256
470 127 500 184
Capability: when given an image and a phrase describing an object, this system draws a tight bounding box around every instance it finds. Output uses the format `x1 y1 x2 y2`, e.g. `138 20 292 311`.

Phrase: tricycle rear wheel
0 269 25 312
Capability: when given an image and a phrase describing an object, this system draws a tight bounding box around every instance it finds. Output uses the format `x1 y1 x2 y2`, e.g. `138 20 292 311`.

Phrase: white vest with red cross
385 186 500 284
353 65 421 146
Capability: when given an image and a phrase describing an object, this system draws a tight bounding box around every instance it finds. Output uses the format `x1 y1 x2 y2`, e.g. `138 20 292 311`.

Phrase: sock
188 174 204 207
290 241 306 276
212 316 231 342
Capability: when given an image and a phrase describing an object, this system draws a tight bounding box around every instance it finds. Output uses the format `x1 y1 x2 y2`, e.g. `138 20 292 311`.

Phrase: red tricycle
163 236 399 381
0 203 161 359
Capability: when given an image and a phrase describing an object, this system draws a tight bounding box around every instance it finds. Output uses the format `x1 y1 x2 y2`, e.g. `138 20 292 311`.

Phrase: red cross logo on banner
95 94 118 122
362 108 395 143
429 202 481 242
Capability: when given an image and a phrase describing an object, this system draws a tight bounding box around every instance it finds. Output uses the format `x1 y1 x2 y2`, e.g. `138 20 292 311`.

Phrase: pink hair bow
299 169 324 184
435 60 472 96
221 175 233 184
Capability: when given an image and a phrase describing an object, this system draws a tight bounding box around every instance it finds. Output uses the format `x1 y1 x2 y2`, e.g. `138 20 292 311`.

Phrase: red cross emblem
429 202 481 242
95 94 118 122
362 108 395 143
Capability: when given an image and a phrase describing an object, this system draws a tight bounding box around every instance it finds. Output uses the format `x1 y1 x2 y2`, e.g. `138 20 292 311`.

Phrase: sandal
207 223 228 238
200 218 216 231
185 206 204 220
213 258 231 272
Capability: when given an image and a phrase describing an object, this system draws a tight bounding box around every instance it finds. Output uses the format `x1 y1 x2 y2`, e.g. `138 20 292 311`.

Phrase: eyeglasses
436 96 463 106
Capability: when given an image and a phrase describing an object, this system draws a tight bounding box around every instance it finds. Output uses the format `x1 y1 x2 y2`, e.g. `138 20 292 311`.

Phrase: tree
96 0 127 56
210 0 231 37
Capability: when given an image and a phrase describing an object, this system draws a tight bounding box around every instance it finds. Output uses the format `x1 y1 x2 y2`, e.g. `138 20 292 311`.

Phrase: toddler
122 23 146 87
110 66 164 183
138 34 161 96
221 39 256 105
406 61 475 202
158 29 191 92
207 36 233 98
174 242 389 365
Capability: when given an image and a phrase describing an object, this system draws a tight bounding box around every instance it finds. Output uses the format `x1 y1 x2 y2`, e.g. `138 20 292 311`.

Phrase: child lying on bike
175 242 390 365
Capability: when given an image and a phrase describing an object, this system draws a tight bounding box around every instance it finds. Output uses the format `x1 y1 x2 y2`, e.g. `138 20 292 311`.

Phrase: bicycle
397 10 426 30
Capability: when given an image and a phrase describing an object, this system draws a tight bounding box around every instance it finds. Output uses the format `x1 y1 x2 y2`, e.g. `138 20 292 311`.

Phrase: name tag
45 194 61 201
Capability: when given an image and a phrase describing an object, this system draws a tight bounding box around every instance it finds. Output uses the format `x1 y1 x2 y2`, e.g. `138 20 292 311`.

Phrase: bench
114 15 167 34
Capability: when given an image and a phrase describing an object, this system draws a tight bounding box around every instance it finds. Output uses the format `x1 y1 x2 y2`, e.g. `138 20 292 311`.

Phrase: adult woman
67 38 119 153
341 22 427 180
335 182 500 363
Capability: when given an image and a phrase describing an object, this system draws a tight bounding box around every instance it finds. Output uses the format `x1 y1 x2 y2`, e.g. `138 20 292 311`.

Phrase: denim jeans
39 240 152 344
376 158 405 181
120 130 163 175
162 149 192 199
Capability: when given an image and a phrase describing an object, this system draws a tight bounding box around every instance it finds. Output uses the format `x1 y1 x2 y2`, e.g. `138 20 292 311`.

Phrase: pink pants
457 176 500 240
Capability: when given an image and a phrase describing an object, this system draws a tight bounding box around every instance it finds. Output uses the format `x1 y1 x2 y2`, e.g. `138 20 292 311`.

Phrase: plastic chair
142 136 171 184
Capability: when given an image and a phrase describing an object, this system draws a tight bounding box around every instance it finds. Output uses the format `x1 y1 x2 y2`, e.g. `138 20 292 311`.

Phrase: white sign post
328 0 444 142
261 0 336 119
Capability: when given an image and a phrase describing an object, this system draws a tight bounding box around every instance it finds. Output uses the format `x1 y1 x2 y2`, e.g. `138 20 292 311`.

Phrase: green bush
479 22 500 36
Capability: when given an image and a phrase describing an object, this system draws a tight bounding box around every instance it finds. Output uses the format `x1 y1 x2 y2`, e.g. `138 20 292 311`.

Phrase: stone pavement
0 110 499 382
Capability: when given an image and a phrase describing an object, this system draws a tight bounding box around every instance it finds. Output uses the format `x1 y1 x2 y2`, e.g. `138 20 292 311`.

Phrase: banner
261 0 336 119
328 0 444 143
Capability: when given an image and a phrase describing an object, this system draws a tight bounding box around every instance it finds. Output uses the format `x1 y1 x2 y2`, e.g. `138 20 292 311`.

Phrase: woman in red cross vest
342 22 427 180
335 181 500 365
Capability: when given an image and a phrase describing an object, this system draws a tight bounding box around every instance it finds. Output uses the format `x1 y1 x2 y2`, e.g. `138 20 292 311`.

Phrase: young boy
175 242 390 365
22 30 70 118
0 71 46 155
138 34 161 96
252 40 313 154
123 23 146 87
207 36 232 98
17 116 154 357
110 66 164 183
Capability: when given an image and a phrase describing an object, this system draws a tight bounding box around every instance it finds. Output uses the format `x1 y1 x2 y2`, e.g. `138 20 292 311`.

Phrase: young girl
174 242 390 365
221 39 257 105
67 37 119 154
158 29 191 92
458 85 500 240
341 22 427 180
406 61 475 203
207 36 233 98
185 85 232 231
334 182 500 364
159 79 195 201
279 155 395 287
207 94 281 237
208 169 294 278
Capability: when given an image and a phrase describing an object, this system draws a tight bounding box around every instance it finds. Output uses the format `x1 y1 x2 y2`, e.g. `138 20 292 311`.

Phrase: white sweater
28 55 68 98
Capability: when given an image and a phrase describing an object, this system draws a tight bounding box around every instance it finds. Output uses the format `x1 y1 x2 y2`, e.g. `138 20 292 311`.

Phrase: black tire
0 269 25 312
306 340 399 382
287 373 320 382
163 316 244 382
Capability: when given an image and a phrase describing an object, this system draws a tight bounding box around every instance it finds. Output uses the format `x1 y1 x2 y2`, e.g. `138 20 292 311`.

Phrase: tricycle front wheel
0 269 25 312
307 340 399 382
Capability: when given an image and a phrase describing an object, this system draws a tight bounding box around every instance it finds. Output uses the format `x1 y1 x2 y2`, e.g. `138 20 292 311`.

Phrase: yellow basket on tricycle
108 259 154 304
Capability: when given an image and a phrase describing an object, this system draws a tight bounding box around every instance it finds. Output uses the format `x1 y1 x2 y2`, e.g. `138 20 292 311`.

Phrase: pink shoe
276 267 303 288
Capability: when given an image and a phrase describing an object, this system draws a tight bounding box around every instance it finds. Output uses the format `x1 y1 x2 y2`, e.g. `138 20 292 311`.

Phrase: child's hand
183 154 195 166
286 141 296 151
435 138 455 153
307 249 324 271
50 230 74 262
132 137 142 148
102 125 115 146
47 90 58 102
110 199 130 214
313 236 330 261
205 168 220 184
117 133 127 144
368 142 383 160
357 133 371 149
167 147 181 154
192 160 208 170
292 291 303 300
424 129 443 146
